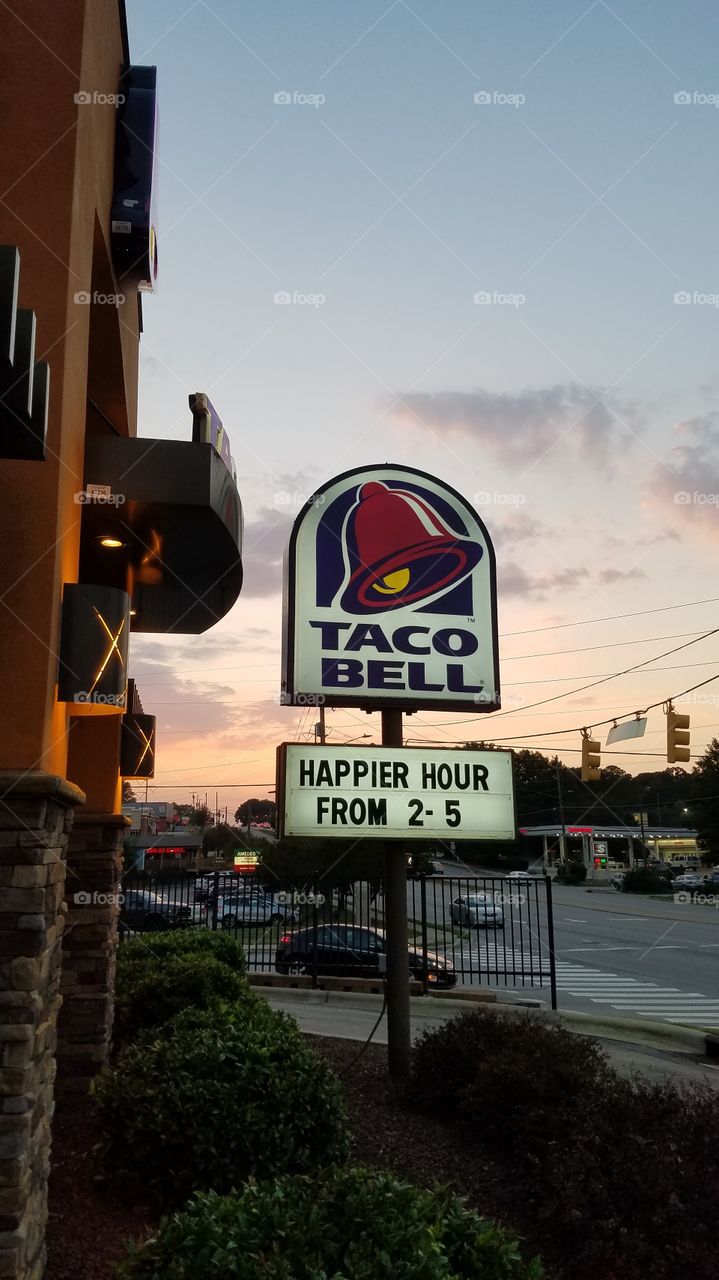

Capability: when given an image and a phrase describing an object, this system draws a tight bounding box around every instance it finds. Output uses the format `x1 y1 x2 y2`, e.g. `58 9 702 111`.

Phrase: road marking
453 947 719 1028
562 946 641 952
608 915 648 922
564 917 587 923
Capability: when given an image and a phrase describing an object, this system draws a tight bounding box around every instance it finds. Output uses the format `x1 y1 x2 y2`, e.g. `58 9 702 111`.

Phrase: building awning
79 435 243 633
521 825 698 839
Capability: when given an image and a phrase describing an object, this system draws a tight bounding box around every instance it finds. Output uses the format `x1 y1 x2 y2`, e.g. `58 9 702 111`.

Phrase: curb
257 985 719 1057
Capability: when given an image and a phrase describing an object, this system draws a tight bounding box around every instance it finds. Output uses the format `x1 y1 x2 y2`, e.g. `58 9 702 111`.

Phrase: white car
673 872 706 891
216 891 299 929
505 869 543 882
450 893 504 929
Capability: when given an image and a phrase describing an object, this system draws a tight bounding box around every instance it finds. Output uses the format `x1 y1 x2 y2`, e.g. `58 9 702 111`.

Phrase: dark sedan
275 924 456 987
119 889 200 934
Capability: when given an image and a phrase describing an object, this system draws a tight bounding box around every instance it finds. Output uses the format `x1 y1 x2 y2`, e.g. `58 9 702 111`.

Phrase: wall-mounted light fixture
0 245 50 461
120 680 156 777
57 583 130 713
120 711 156 778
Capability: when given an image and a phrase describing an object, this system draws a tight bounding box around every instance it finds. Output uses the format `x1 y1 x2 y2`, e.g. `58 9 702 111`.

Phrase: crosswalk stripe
449 945 719 1028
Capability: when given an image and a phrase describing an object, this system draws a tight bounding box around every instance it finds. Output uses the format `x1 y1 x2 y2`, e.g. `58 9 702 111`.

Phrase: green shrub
555 861 586 884
114 952 249 1045
409 1009 611 1142
93 1001 349 1208
408 1010 719 1278
115 1167 544 1280
621 867 671 894
117 927 246 975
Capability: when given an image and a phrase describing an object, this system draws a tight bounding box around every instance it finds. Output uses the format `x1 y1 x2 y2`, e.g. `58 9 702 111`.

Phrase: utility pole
315 705 326 743
382 709 411 1081
556 762 567 866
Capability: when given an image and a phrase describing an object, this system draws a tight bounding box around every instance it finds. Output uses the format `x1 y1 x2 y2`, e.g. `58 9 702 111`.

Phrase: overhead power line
425 629 719 726
500 595 719 638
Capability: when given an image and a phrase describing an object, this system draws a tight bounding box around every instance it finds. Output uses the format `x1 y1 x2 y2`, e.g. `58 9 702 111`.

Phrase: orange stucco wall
0 0 139 812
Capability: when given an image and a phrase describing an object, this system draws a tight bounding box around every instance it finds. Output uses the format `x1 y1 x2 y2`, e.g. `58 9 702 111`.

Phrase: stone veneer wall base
0 771 84 1280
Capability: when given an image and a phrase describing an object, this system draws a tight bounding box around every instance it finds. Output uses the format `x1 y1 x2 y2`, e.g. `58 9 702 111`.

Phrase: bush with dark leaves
115 1167 544 1280
409 1009 719 1279
114 951 249 1045
117 927 246 975
93 1000 350 1208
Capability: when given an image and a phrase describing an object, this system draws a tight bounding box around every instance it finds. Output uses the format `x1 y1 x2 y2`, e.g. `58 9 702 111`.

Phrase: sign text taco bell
282 465 500 711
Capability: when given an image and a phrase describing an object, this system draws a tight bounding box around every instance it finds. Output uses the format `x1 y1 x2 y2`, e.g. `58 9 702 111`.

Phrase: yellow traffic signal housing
581 736 601 782
666 710 690 763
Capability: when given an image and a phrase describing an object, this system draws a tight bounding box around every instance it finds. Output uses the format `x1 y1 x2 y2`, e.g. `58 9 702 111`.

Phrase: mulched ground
46 1101 154 1280
45 1036 546 1280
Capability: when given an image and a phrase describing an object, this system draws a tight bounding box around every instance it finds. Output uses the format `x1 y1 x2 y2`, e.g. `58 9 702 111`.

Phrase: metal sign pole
381 708 411 1080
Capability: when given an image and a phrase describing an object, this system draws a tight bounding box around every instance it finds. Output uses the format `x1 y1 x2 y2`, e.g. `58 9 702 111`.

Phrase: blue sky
124 0 719 804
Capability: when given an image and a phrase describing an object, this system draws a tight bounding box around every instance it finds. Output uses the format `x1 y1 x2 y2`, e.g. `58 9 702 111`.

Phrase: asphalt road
413 871 719 1029
259 989 719 1091
144 865 719 1030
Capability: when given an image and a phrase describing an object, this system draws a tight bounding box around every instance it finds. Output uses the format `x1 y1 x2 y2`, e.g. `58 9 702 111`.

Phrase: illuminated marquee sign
189 392 237 482
277 744 515 840
234 851 260 873
281 466 499 712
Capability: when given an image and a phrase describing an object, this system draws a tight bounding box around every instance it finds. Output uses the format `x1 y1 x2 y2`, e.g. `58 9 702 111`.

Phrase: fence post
311 889 319 988
545 873 558 1011
420 875 429 994
210 870 219 932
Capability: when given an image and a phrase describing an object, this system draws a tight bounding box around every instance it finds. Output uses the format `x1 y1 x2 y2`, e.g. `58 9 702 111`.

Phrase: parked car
673 872 706 891
275 924 456 987
214 888 299 929
193 871 242 902
119 889 203 934
449 893 504 929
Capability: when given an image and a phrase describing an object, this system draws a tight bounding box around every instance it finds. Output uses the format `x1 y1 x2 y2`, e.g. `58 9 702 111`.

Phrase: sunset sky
125 0 719 813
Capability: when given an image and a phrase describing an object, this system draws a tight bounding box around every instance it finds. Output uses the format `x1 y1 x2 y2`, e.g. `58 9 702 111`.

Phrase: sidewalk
258 987 719 1091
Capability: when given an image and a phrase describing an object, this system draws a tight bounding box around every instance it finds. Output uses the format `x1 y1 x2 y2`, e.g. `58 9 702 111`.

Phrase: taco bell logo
334 481 482 613
282 466 500 711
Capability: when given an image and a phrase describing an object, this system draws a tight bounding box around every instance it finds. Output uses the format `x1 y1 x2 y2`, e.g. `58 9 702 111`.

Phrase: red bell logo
339 481 482 613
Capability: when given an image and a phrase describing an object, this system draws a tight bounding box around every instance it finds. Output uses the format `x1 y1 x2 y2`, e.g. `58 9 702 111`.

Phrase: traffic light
581 732 601 783
666 706 690 764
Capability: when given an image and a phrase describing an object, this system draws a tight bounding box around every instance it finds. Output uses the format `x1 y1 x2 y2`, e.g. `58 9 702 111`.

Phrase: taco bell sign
281 465 500 712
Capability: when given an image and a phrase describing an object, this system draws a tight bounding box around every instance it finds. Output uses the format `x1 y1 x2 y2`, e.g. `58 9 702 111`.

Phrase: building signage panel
277 744 515 840
281 465 499 711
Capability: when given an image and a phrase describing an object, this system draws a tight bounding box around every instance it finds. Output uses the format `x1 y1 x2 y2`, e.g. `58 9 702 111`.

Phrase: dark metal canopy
80 435 243 633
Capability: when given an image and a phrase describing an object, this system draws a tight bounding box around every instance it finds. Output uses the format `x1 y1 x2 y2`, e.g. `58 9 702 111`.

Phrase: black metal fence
119 869 557 1008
